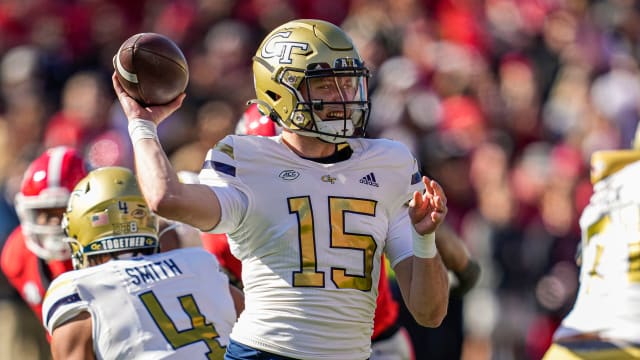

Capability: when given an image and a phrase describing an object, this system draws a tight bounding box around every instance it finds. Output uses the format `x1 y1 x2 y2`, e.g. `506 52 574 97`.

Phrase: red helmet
235 103 279 136
15 146 88 260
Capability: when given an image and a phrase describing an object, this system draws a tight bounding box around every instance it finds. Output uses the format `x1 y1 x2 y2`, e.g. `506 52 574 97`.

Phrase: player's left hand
408 176 447 235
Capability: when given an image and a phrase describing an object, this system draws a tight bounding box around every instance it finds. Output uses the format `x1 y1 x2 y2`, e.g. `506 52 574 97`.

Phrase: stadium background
0 1 638 359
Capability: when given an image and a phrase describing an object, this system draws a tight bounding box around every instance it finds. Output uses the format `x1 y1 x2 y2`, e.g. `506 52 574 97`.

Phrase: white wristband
128 119 158 144
412 228 437 258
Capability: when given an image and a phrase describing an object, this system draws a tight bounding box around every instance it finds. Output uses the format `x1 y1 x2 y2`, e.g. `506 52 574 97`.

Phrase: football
114 32 189 106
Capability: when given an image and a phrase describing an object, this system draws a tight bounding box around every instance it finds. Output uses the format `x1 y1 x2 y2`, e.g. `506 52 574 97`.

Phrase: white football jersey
199 135 423 360
42 247 236 360
554 160 640 343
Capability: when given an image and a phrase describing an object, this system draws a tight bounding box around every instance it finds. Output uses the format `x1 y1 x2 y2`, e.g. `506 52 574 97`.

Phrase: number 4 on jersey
140 291 225 359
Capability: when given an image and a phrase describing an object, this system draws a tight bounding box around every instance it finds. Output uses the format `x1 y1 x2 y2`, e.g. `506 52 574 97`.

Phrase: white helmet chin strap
294 111 355 143
315 118 355 143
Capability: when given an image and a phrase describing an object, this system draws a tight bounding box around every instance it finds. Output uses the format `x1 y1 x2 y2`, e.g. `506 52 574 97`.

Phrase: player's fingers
147 93 185 121
410 191 430 224
431 210 446 223
435 196 447 213
410 190 422 208
429 180 447 206
112 73 140 107
422 176 432 191
429 179 444 197
112 72 126 96
421 176 436 202
428 194 438 210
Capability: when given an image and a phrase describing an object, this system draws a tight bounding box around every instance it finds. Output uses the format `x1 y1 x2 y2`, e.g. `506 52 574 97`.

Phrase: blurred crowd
1 0 640 359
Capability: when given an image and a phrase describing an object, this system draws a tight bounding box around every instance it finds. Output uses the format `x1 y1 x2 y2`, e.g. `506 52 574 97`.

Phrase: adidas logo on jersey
359 172 379 187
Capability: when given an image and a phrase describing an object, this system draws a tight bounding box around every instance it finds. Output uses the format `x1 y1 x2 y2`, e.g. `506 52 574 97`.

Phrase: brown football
114 33 189 106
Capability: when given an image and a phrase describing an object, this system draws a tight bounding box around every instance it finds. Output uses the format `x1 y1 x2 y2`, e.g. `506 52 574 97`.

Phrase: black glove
450 259 481 298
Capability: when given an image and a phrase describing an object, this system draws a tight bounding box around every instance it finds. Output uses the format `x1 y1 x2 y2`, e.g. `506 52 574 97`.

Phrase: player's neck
281 131 337 159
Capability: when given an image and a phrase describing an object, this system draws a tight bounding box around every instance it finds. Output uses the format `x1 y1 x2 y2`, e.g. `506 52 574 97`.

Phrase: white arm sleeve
205 184 247 234
197 136 249 234
385 207 413 268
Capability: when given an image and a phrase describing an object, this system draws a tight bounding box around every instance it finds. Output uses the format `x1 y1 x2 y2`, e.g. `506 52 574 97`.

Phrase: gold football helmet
252 19 370 143
63 167 159 269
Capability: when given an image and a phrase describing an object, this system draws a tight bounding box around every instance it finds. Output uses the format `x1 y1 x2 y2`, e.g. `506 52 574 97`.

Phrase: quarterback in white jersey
200 135 421 358
42 167 241 360
114 19 449 360
543 150 640 359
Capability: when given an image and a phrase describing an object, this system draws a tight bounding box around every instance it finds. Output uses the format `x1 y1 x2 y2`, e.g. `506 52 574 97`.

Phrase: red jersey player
1 146 87 323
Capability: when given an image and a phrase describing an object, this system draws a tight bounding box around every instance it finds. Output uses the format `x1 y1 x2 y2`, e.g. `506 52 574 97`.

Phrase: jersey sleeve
403 153 424 207
381 139 424 212
381 140 425 267
198 135 249 234
42 273 89 335
384 208 414 268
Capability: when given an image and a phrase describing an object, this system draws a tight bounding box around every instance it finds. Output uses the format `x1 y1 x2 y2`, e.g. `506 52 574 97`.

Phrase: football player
231 104 417 359
114 19 449 360
1 146 87 324
542 138 640 359
42 167 242 359
229 103 480 360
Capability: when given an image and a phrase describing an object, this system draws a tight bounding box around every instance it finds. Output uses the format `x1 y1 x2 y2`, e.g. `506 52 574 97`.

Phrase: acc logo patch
261 31 310 64
279 170 300 181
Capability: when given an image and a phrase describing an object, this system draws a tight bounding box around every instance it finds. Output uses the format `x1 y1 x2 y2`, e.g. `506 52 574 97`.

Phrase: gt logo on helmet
261 31 309 64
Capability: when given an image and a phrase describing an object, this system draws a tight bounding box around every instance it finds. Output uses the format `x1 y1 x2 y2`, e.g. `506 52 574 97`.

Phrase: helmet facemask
24 220 70 261
283 60 370 143
16 189 71 261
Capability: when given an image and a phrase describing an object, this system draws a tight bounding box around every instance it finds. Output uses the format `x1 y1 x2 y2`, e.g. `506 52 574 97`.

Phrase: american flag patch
91 212 109 227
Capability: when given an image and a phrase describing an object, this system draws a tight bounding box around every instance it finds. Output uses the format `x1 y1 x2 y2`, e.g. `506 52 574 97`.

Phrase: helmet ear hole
266 90 280 101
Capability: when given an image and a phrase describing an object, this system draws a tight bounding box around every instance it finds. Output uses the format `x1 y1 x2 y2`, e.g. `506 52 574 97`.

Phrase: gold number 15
288 196 377 290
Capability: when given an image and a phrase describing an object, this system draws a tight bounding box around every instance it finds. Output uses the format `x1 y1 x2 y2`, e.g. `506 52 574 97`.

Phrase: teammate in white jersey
542 142 640 359
42 167 242 360
114 19 449 360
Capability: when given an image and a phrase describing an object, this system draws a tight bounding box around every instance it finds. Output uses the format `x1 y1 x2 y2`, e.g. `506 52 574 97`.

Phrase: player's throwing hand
111 72 185 127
